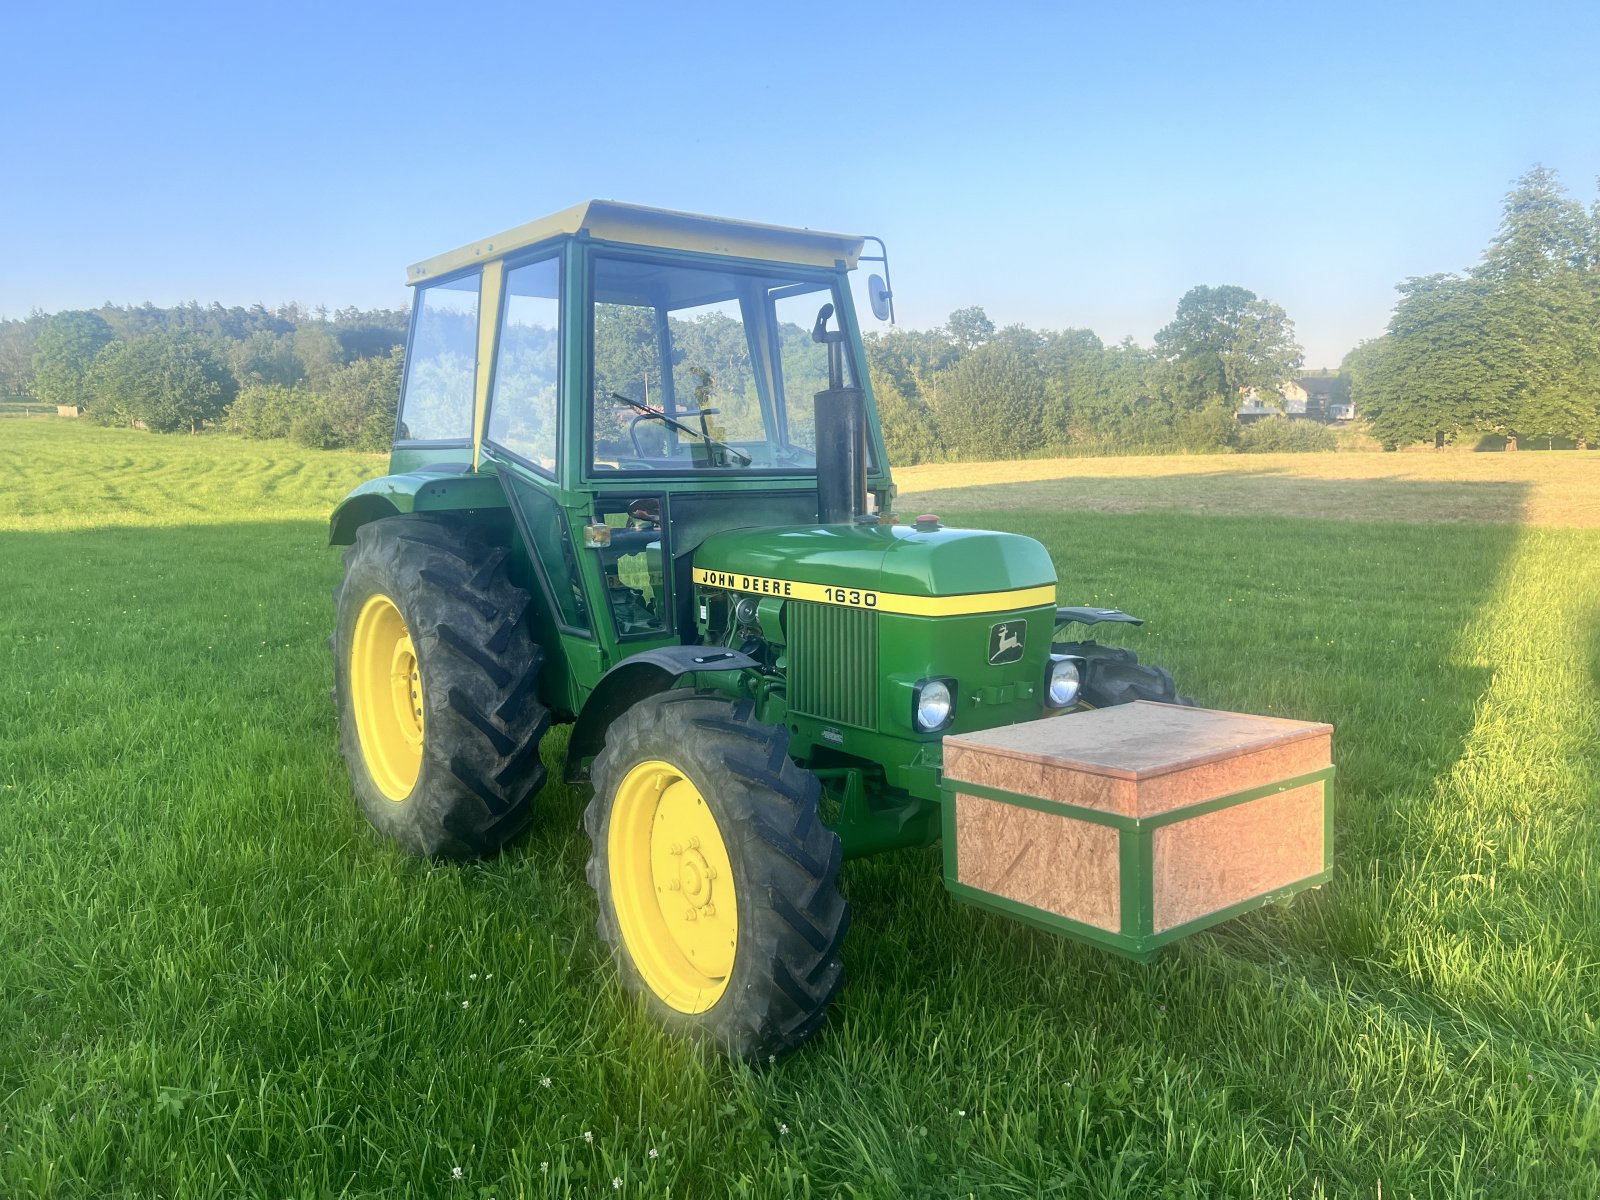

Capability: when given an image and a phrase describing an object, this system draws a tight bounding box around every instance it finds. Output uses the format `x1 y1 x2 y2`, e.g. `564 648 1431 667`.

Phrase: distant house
1236 381 1309 424
1236 375 1354 424
1297 375 1355 422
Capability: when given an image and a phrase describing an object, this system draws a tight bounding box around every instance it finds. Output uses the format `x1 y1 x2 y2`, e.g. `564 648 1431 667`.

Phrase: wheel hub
609 761 738 1013
349 593 425 802
390 634 423 746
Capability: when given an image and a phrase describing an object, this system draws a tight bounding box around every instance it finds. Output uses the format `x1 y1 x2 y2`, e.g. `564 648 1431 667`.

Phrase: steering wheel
610 393 751 466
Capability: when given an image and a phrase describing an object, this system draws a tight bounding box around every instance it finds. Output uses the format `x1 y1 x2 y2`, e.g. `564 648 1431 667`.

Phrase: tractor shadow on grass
832 483 1590 1153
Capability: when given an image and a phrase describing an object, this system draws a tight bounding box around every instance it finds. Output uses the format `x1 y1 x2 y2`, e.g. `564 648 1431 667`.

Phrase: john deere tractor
329 202 1190 1061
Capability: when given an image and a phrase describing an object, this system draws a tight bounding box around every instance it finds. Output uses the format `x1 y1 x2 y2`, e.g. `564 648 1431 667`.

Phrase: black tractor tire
332 514 549 859
583 690 849 1063
1055 640 1198 709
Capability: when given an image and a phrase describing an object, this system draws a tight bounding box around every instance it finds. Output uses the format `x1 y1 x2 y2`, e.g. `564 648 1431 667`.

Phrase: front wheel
583 691 849 1062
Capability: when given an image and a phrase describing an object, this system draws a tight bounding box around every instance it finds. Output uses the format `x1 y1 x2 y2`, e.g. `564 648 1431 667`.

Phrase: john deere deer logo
988 620 1026 665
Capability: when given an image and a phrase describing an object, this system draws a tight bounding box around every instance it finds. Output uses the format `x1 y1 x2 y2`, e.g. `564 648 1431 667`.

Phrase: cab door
478 248 607 717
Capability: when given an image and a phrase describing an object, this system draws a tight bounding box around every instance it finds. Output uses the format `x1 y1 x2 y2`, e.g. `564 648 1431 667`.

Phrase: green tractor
329 202 1205 1061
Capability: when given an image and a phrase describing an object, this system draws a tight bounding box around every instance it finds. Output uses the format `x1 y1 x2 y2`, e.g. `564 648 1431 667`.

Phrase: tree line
5 301 407 449
1344 166 1600 450
7 166 1590 459
864 287 1321 464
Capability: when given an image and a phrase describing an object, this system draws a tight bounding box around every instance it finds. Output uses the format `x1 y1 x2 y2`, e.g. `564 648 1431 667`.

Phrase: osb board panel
1131 738 1330 817
944 703 1331 818
944 744 1134 815
1151 782 1324 932
954 792 1121 932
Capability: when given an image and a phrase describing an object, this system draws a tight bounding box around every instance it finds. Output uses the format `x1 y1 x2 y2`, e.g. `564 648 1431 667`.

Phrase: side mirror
867 274 892 322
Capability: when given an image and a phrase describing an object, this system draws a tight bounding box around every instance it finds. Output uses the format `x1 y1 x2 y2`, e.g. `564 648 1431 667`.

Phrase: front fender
563 647 761 783
328 470 508 544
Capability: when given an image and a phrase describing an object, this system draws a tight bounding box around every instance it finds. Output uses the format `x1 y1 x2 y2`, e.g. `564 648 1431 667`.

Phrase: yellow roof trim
406 201 866 285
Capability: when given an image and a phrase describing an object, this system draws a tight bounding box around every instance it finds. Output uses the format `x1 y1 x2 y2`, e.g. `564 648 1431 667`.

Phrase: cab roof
406 200 866 285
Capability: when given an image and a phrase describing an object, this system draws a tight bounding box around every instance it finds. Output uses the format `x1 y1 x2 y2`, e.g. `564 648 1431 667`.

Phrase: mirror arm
860 235 896 325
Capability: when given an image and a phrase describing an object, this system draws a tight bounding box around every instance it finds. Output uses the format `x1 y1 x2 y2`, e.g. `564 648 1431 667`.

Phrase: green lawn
3 421 1598 1198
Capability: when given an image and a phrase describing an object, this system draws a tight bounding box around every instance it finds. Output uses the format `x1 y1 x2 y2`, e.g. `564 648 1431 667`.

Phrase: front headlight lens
1046 655 1083 707
914 679 954 731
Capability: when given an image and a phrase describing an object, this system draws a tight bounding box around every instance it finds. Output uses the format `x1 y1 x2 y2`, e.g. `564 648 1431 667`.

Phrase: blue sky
4 0 1597 366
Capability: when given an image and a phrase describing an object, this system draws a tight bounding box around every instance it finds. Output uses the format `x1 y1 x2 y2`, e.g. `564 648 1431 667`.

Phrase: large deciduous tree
944 306 996 353
1471 166 1599 447
32 311 115 409
1351 166 1600 449
926 327 1046 459
1153 285 1303 410
1347 275 1512 449
87 331 237 433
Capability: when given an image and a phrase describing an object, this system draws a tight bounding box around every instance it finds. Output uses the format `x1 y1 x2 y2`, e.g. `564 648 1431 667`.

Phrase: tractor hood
692 522 1057 605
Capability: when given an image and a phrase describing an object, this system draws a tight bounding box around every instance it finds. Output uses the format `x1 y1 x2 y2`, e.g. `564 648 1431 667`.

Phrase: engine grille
787 601 878 729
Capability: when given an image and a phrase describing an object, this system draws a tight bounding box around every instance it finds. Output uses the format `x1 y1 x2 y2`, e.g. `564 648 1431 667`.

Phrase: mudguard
563 646 761 782
1055 606 1143 627
328 470 508 545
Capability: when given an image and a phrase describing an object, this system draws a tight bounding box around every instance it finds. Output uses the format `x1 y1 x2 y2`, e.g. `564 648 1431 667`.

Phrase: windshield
590 255 859 473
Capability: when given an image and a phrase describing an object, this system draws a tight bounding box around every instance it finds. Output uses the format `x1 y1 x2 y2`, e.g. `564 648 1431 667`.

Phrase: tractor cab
362 204 897 698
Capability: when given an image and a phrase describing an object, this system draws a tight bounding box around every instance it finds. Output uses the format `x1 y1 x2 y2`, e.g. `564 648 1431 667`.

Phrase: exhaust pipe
812 304 867 524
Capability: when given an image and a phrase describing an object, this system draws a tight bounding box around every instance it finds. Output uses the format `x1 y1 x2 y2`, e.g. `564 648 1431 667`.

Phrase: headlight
1046 655 1083 707
913 678 955 732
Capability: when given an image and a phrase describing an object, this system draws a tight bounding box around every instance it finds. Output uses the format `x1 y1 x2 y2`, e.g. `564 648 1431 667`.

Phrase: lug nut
684 910 698 922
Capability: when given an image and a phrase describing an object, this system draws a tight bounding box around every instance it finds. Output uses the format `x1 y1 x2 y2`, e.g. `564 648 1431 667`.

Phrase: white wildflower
648 1148 659 1160
540 1076 552 1088
612 1177 622 1189
583 1131 593 1144
778 1123 789 1136
450 1165 464 1180
462 1000 470 1009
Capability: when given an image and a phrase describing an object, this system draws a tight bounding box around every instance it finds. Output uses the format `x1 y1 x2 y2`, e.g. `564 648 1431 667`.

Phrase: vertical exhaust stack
812 304 868 525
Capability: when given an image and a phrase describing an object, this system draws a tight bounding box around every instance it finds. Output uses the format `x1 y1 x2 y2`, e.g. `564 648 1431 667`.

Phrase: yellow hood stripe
691 567 1056 617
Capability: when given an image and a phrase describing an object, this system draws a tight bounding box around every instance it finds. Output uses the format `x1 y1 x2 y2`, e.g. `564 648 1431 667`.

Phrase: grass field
3 420 1598 1198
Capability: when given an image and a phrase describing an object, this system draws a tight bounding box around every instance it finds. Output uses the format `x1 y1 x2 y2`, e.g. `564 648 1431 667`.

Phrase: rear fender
328 471 508 544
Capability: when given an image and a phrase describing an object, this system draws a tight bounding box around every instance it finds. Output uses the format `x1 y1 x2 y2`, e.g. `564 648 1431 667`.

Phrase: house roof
407 201 867 285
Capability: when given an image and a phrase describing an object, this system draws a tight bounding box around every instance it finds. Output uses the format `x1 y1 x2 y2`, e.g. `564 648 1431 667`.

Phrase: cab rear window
397 273 480 443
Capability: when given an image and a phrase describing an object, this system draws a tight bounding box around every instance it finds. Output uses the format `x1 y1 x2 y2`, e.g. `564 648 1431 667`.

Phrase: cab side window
397 274 480 443
487 256 561 472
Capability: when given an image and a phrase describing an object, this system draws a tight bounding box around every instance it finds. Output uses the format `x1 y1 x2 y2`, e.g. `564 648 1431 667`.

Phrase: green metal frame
939 767 1336 961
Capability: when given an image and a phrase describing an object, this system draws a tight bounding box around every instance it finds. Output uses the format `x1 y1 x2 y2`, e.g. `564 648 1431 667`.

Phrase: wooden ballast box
941 702 1333 960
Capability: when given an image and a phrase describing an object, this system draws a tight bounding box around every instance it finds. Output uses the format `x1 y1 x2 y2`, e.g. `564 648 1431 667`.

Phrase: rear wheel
584 691 848 1062
332 514 549 859
1056 640 1197 708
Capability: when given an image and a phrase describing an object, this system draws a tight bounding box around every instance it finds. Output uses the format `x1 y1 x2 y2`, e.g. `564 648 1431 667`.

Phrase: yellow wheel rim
349 593 424 802
608 759 738 1013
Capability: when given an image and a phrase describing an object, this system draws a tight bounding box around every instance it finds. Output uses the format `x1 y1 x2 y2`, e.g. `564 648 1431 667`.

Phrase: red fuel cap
914 514 942 531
